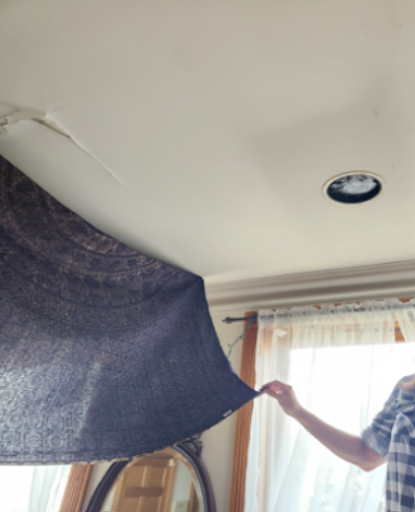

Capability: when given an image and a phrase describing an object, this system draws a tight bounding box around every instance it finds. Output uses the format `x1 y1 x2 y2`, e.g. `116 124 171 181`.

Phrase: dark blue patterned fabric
0 156 257 464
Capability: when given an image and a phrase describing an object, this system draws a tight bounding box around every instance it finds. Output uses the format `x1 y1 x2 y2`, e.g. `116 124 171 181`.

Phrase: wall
80 309 247 512
201 310 246 512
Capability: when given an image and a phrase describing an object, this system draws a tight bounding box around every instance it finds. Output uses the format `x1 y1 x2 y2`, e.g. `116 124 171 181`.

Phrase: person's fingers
262 384 284 395
262 388 276 398
261 380 283 388
265 384 283 393
263 380 293 395
259 387 281 397
271 380 291 391
263 388 283 399
260 381 281 391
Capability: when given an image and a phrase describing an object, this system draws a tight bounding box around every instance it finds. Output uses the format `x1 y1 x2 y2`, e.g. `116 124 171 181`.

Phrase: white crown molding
206 260 415 312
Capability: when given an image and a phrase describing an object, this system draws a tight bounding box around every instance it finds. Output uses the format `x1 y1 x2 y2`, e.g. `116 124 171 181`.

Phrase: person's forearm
261 380 386 471
294 408 385 471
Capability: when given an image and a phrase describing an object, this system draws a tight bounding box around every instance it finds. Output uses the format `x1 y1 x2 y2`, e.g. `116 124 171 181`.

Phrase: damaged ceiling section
1 0 415 289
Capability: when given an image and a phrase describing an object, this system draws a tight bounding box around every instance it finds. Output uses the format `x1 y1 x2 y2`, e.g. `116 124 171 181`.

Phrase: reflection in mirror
101 448 203 512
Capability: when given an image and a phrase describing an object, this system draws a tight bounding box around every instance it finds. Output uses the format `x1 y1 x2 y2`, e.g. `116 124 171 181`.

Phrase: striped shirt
362 375 415 512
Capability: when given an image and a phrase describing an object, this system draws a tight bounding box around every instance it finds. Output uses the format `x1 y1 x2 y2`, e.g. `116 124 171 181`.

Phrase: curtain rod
222 301 415 324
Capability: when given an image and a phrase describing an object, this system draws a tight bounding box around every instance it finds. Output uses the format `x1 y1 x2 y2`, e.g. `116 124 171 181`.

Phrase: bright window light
0 465 71 512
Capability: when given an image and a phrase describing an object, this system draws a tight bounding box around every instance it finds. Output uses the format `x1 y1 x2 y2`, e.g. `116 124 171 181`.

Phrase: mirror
86 438 216 512
102 449 202 512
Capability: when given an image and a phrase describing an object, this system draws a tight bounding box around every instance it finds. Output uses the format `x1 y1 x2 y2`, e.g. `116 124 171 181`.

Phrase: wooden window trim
58 465 92 512
229 314 258 512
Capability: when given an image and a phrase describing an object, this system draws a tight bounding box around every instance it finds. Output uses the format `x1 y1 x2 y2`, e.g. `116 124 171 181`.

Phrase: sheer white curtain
244 300 415 512
0 465 70 512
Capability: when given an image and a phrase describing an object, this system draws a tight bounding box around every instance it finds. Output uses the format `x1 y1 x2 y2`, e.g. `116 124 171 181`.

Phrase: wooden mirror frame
85 436 217 512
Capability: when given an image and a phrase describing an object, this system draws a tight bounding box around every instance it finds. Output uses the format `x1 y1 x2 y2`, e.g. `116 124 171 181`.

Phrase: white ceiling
1 0 415 284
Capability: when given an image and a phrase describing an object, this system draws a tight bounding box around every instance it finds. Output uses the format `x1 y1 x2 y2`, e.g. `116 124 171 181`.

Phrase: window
0 465 71 512
231 302 415 512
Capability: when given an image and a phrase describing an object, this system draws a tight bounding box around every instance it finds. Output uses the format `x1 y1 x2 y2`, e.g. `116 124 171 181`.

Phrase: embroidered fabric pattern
0 156 257 464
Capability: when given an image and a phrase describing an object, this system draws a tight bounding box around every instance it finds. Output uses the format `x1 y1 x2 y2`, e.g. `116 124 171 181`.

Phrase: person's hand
260 380 303 419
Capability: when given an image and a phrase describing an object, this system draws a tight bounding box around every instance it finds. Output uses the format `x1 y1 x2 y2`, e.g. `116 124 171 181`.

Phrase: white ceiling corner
206 259 415 311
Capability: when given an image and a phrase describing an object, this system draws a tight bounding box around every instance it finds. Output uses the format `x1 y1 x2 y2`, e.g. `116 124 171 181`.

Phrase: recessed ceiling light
323 171 384 204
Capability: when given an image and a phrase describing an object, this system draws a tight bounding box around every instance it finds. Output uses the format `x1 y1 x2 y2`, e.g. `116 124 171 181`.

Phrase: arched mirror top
86 438 216 512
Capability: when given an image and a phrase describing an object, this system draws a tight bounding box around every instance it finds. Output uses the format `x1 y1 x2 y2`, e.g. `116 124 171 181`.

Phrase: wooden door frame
58 465 92 512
